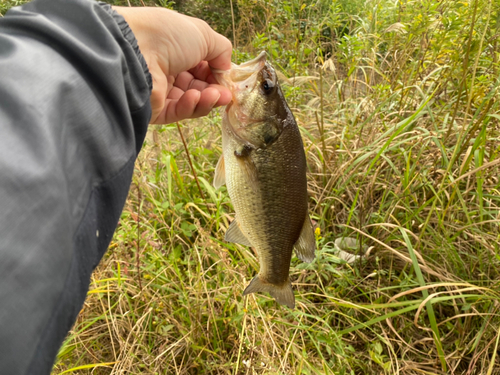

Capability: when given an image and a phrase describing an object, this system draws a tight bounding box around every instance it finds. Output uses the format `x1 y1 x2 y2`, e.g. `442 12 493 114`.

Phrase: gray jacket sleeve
0 0 152 374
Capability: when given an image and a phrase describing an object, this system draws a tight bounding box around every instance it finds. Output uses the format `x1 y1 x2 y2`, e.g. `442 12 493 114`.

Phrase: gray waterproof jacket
0 0 152 373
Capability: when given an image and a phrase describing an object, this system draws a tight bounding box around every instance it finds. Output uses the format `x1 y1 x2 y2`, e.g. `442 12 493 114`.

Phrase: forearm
0 0 151 373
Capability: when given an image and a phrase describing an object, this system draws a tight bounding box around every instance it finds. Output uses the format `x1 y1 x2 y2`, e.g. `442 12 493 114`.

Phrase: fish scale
225 123 306 286
213 52 315 308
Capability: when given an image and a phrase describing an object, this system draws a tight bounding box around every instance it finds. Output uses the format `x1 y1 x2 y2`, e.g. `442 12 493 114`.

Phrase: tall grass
11 0 495 373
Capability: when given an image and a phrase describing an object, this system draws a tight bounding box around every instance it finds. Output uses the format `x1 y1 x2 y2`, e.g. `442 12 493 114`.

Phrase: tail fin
243 276 295 308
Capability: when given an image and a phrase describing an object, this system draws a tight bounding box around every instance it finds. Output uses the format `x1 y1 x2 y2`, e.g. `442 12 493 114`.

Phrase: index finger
197 21 233 71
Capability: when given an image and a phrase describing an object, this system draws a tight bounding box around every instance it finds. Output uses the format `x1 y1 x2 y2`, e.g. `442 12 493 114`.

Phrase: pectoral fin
294 216 316 263
243 276 295 309
225 218 253 247
213 155 226 188
235 153 259 191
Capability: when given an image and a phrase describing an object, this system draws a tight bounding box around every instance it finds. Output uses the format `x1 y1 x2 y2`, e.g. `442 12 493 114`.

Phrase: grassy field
4 0 499 373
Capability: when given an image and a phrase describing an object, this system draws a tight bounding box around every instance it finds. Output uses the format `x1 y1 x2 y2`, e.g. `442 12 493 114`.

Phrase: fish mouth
217 51 273 147
234 51 267 70
213 51 267 94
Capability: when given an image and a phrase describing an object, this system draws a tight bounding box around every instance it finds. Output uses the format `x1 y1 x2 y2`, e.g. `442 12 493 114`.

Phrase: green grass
5 0 497 373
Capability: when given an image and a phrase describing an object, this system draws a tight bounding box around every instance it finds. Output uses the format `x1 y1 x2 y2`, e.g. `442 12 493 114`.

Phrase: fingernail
211 93 221 106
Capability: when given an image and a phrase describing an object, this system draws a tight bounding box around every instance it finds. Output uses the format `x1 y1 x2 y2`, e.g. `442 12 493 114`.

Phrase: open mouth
214 51 268 92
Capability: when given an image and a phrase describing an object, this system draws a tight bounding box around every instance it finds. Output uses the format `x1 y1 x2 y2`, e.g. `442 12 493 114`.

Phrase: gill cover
215 52 285 151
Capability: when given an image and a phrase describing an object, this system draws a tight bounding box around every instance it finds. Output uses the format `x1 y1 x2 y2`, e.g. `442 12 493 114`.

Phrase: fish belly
223 122 308 287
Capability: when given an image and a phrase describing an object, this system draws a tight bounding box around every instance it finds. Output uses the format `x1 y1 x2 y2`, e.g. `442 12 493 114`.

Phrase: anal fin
294 215 316 263
225 218 253 247
243 276 295 309
213 155 226 188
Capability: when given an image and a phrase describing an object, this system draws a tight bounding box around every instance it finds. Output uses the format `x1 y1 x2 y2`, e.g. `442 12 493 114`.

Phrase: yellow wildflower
315 227 322 240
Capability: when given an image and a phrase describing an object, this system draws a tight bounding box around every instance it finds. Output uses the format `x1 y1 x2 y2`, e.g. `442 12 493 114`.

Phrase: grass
4 0 499 373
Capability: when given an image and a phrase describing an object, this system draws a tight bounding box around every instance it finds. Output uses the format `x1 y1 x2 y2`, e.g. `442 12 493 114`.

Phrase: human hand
113 7 233 124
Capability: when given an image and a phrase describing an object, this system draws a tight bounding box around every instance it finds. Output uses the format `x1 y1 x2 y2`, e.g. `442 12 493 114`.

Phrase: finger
173 72 231 102
205 74 220 85
151 90 198 124
167 86 186 100
174 71 211 92
213 85 232 106
170 83 231 108
152 85 231 124
164 90 201 124
191 86 234 118
169 81 230 108
188 61 212 82
189 62 222 85
195 20 233 71
191 87 222 118
159 87 228 124
206 36 232 71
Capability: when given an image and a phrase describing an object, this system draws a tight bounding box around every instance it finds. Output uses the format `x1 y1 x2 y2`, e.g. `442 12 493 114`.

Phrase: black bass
213 52 315 308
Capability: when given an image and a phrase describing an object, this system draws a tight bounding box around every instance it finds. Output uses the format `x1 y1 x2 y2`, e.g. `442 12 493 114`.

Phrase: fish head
214 52 288 150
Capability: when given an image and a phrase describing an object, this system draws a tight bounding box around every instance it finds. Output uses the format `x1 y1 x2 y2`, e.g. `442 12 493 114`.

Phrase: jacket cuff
98 2 153 93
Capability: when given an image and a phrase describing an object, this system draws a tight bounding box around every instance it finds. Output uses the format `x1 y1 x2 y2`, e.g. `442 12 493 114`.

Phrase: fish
212 51 315 308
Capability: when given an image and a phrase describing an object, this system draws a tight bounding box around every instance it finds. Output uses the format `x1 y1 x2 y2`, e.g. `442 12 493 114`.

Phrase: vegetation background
2 0 500 373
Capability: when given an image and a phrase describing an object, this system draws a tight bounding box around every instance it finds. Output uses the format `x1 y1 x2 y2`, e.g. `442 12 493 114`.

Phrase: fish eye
261 79 275 94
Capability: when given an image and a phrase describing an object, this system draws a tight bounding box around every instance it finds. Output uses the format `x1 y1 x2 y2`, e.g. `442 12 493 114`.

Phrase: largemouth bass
213 52 315 309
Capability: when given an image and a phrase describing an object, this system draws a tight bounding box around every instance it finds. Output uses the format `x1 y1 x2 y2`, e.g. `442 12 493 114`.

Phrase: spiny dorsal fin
213 154 226 188
294 215 316 263
225 218 253 247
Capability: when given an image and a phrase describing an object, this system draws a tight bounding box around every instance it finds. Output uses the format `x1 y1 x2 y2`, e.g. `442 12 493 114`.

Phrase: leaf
59 362 116 374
